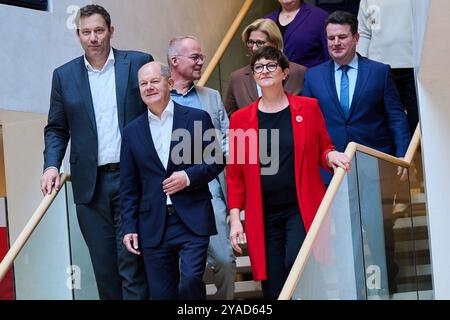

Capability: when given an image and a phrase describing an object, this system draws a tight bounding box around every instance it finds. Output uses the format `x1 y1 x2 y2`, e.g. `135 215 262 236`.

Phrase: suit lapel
167 102 189 173
347 56 370 119
73 57 97 133
114 49 131 131
196 87 210 113
324 61 346 119
139 114 166 172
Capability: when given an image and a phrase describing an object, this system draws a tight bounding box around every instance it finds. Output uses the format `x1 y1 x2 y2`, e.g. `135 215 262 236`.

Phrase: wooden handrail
0 173 70 281
197 0 254 87
404 125 421 164
279 125 422 300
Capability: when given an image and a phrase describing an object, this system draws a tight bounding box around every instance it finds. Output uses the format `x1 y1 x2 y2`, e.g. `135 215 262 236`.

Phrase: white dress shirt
334 54 359 109
148 100 190 205
85 48 121 166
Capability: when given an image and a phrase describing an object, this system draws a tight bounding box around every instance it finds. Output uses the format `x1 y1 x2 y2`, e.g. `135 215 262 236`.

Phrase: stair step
236 256 251 273
234 280 263 299
206 280 263 299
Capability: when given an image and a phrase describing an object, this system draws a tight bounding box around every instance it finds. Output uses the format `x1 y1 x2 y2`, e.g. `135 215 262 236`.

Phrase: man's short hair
76 4 112 31
250 46 289 72
138 62 171 81
325 10 358 35
160 63 171 81
167 36 199 64
241 18 284 51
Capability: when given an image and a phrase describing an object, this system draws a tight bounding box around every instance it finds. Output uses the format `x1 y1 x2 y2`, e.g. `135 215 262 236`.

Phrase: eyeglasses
246 40 267 48
176 54 205 64
252 62 279 74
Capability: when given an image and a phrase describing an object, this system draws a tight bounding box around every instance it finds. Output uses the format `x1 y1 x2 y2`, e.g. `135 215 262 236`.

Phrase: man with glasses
167 36 236 300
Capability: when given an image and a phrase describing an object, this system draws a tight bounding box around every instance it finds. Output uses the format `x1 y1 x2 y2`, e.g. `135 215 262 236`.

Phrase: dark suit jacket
120 102 223 248
43 49 153 204
302 55 411 182
266 3 330 68
225 62 306 116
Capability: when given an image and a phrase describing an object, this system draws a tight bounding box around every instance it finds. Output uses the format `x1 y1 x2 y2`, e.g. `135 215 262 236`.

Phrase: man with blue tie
120 62 224 300
302 10 410 295
41 5 152 299
302 10 410 181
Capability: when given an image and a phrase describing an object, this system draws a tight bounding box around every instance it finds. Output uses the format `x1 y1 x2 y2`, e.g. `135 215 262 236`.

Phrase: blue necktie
339 65 350 116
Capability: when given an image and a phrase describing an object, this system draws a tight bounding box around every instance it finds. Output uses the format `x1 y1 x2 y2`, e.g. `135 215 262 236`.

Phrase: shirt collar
334 54 359 72
84 47 115 72
148 99 174 122
170 82 196 96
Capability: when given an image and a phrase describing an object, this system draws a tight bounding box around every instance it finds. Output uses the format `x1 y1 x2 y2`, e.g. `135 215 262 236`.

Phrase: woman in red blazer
227 47 350 299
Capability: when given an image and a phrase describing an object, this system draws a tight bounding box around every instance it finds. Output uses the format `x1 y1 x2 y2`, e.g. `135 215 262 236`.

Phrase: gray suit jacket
44 49 153 204
196 86 229 200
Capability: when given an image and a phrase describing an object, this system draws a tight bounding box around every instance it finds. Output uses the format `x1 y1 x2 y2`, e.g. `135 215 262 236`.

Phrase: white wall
0 0 90 114
96 0 245 63
416 0 450 299
0 0 245 115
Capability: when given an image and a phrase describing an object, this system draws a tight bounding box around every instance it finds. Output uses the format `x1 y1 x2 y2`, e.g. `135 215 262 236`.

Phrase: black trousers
391 68 419 132
76 170 148 300
262 205 306 300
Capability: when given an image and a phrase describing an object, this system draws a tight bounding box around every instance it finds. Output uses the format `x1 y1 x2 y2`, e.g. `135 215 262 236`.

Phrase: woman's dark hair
76 4 112 31
250 46 289 72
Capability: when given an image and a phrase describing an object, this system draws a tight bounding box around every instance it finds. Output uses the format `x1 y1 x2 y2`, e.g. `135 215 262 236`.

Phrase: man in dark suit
302 10 410 171
120 62 224 300
40 5 152 299
302 11 410 295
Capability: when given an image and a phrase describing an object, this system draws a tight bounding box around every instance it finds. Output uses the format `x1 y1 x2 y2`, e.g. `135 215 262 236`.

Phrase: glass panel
355 151 419 300
12 183 73 299
5 180 98 300
292 164 366 300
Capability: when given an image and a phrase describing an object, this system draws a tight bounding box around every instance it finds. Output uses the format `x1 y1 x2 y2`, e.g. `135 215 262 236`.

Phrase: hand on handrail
40 167 60 196
326 150 352 172
397 157 409 182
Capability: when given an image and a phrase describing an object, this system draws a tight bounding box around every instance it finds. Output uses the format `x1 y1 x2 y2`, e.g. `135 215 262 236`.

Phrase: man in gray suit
40 5 152 300
168 36 236 300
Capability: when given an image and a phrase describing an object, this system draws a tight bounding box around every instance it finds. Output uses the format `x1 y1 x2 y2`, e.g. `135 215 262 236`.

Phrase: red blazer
226 93 335 281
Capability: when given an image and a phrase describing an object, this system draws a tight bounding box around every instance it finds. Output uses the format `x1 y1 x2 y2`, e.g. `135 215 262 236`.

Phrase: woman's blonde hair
241 18 284 51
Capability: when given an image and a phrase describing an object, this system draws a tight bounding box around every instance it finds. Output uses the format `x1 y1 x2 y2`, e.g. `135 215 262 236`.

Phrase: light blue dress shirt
170 83 202 110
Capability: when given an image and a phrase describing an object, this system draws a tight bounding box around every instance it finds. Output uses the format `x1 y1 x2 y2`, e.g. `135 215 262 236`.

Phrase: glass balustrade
289 148 431 300
5 180 97 300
